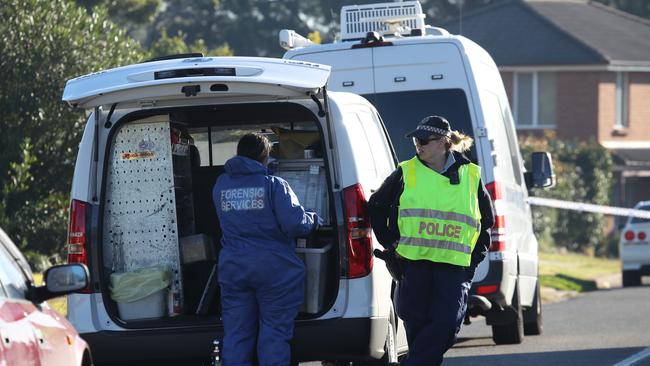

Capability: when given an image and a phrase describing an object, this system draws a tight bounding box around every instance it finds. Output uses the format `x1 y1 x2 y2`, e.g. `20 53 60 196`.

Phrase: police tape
527 197 650 220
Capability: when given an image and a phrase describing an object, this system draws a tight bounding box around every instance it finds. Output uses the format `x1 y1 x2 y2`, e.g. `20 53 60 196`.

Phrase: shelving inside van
100 103 339 326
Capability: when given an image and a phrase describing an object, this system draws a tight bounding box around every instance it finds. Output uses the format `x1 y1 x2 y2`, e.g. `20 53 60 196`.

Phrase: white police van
63 56 408 364
282 1 554 345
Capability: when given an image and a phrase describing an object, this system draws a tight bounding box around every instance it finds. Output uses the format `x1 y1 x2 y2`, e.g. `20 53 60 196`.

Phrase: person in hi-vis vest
368 116 494 366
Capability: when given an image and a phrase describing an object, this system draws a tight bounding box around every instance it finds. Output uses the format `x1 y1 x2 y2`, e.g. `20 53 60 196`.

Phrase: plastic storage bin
295 243 332 314
110 266 170 320
116 289 167 320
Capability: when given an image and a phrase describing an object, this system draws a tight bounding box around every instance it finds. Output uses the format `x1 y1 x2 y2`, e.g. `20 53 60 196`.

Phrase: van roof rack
340 1 426 41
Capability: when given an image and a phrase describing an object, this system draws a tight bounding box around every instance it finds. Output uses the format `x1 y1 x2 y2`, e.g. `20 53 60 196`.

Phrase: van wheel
492 281 524 345
622 270 641 287
523 280 543 335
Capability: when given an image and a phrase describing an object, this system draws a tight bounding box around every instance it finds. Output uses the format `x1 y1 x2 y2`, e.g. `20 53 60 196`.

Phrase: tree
76 0 163 41
148 29 233 59
0 0 144 257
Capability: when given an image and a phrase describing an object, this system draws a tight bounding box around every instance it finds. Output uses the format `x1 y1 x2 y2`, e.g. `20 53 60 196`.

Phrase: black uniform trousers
395 259 471 366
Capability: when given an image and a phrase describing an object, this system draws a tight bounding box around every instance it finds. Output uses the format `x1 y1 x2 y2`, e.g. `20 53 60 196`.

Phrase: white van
63 56 407 364
282 1 554 345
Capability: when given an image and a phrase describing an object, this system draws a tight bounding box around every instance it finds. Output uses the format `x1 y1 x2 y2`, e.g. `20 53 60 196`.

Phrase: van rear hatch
63 56 341 327
63 57 330 108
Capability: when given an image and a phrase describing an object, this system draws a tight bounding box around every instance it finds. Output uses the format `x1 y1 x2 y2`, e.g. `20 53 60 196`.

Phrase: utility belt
374 246 464 282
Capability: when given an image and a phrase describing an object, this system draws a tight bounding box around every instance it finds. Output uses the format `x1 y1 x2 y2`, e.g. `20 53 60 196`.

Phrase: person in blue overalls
213 132 321 366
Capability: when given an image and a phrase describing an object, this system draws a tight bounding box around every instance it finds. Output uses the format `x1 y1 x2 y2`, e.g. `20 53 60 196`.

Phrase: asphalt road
445 283 650 366
302 282 650 366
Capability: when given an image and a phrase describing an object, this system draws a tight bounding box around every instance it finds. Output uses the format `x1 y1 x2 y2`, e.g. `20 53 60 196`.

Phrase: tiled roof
441 0 650 67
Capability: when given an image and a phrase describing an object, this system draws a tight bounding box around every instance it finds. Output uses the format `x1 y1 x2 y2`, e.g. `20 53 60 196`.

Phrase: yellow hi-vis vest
396 156 482 267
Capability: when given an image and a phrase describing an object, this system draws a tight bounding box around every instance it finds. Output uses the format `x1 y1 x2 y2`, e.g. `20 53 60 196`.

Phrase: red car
0 227 92 366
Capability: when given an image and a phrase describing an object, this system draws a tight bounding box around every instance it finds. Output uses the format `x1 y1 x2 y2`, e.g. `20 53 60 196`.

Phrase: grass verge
539 250 619 293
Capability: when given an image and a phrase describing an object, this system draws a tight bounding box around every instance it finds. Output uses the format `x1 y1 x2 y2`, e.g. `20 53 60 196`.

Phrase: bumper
82 317 388 364
469 258 517 311
624 264 650 275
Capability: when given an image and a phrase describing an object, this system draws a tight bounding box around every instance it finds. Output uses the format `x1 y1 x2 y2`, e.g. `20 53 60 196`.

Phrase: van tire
622 270 641 287
491 281 524 345
523 280 543 335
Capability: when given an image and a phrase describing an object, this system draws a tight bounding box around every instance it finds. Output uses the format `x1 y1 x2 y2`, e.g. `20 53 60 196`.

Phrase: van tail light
477 284 499 295
67 199 91 293
486 181 506 251
638 231 647 241
624 230 635 241
486 181 502 201
343 184 373 279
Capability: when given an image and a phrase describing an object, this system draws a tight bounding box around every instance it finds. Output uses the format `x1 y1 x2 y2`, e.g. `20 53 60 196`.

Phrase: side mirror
30 263 89 303
524 151 556 189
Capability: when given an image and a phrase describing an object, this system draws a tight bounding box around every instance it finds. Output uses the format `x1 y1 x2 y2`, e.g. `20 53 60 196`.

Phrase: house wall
499 70 650 143
598 72 618 142
556 71 601 140
599 72 650 143
628 73 650 138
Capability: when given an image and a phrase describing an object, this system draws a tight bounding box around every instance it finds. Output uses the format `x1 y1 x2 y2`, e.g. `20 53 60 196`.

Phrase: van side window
500 103 524 185
356 108 394 179
346 112 378 183
191 128 211 167
190 123 319 167
480 90 518 183
364 89 476 163
190 128 261 167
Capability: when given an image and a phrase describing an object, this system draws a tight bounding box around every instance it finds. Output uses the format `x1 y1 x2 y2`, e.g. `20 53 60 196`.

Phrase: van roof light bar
340 1 426 41
279 29 315 50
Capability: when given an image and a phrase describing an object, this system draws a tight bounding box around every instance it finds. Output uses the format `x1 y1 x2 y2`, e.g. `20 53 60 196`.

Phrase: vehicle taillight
343 184 373 278
486 181 502 201
477 284 499 295
486 181 506 251
67 199 91 293
638 231 646 241
624 230 635 241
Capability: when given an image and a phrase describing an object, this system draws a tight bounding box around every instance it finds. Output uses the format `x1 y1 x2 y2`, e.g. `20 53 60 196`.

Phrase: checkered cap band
417 125 451 137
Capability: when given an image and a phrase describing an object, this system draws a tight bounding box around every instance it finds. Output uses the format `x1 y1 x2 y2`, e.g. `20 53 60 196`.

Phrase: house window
615 72 629 128
513 72 556 128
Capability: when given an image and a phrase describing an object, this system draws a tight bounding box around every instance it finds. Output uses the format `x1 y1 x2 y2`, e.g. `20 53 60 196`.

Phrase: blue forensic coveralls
213 155 320 366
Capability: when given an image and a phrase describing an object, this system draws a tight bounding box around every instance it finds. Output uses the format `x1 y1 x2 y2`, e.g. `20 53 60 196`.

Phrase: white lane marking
614 347 650 366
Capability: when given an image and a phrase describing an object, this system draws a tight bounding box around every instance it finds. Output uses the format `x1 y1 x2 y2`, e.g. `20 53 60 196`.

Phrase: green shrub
520 132 613 255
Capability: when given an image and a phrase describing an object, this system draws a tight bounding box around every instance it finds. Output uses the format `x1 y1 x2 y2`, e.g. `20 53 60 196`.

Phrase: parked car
281 0 555 345
0 227 92 366
620 200 650 287
63 56 404 364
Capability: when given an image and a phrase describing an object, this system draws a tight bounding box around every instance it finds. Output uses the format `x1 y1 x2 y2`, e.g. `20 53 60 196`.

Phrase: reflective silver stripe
400 208 478 228
400 236 471 254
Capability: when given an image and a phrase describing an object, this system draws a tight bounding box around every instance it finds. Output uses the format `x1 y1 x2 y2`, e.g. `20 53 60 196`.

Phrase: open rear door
63 56 331 109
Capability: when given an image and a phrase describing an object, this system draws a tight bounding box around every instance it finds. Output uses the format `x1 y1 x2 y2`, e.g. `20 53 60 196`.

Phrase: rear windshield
363 89 476 162
631 205 650 224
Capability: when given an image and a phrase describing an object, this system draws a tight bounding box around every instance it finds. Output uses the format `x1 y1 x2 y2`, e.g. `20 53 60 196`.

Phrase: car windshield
363 89 477 163
631 205 650 224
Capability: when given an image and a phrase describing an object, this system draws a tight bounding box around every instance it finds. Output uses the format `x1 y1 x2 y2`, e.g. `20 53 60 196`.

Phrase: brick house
442 0 650 208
